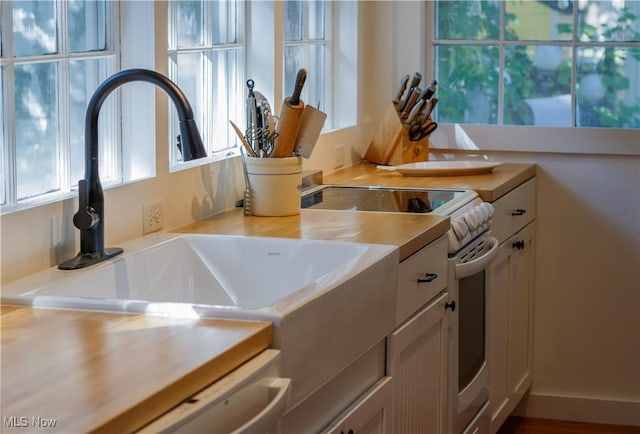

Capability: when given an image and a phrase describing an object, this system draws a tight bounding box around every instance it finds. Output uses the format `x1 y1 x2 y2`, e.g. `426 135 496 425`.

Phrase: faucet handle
73 180 99 231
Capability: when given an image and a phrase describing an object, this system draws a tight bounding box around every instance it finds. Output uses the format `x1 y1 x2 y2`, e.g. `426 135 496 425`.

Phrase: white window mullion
58 0 71 193
1 1 17 207
325 0 332 112
110 0 122 184
3 66 17 207
204 49 212 154
570 0 579 127
497 1 505 125
204 0 213 154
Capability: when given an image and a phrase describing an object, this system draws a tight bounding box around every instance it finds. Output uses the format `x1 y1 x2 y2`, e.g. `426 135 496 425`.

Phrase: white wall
490 152 640 426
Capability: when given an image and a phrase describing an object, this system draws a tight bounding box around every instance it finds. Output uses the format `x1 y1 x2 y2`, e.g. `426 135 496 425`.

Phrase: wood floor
498 417 640 434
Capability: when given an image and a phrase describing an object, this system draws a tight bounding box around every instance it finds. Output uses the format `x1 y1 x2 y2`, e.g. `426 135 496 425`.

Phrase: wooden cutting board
0 305 272 433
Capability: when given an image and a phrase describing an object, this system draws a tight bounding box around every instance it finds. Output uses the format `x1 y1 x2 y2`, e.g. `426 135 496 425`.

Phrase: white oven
446 202 499 434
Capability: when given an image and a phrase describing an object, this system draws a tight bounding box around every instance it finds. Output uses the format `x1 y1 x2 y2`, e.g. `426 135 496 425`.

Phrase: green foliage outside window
434 0 640 128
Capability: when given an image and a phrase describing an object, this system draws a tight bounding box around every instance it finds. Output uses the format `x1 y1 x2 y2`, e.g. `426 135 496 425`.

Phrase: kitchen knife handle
420 80 438 100
425 97 438 119
393 74 411 105
399 72 422 113
400 88 421 121
407 72 422 92
405 99 424 124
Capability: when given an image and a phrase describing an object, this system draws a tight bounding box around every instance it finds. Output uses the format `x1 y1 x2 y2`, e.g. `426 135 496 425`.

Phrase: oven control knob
463 211 479 230
451 219 468 240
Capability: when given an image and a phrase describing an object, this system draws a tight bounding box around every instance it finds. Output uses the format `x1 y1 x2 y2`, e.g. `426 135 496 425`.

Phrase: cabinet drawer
281 340 386 434
396 235 448 325
491 178 536 244
323 377 393 434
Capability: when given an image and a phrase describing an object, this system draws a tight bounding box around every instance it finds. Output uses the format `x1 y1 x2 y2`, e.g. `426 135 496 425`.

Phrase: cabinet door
387 292 449 434
487 222 536 433
487 240 511 429
508 222 535 403
323 377 393 434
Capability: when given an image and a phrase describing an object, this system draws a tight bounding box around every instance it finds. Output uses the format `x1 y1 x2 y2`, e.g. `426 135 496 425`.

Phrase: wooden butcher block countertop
1 305 272 434
175 208 450 262
323 162 536 203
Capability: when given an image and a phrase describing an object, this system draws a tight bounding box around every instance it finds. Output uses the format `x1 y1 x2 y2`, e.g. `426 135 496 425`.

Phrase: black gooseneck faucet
58 69 207 270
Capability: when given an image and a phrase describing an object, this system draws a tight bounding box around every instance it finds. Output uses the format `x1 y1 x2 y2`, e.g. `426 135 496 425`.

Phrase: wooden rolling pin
272 68 306 157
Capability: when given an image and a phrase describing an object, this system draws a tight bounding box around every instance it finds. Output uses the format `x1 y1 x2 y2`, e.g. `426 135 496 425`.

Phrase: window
1 0 118 209
166 0 355 162
167 0 245 167
433 0 640 129
284 0 332 127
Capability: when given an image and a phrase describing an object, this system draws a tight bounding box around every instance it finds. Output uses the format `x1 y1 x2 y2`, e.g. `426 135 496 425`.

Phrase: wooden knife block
364 103 429 166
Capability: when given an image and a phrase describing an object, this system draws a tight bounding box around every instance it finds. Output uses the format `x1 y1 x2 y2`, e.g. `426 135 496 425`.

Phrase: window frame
283 0 333 129
1 0 157 215
166 0 246 171
1 1 120 210
425 1 640 156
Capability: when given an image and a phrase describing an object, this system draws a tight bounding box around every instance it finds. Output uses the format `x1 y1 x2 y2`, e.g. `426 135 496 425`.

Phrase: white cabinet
387 292 449 434
487 178 536 433
323 377 393 434
396 236 448 325
388 235 449 433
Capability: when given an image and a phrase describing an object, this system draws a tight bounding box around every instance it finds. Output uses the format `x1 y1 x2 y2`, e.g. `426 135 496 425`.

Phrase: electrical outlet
334 144 346 168
143 201 164 235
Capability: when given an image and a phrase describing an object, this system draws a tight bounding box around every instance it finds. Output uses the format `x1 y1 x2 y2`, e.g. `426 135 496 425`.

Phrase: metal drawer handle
511 209 526 216
417 273 438 283
512 240 525 250
445 301 456 312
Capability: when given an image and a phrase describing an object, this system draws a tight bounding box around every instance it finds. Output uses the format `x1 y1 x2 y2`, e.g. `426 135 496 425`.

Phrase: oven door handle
455 237 499 279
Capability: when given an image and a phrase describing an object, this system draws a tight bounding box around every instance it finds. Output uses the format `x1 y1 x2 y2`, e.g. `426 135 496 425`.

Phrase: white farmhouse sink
2 233 399 404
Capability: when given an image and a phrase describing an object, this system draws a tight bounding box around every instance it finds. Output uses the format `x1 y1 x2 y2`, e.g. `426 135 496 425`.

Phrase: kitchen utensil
240 152 252 216
420 80 438 100
416 99 432 125
230 120 258 157
272 68 307 157
398 72 422 113
409 120 438 141
424 97 438 119
295 105 327 158
245 79 260 154
393 74 411 106
405 99 425 125
411 97 437 127
289 68 307 106
400 87 421 122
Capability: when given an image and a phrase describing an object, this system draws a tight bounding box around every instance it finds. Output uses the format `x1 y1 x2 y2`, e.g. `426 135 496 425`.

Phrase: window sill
169 148 242 174
428 124 640 156
0 178 134 217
